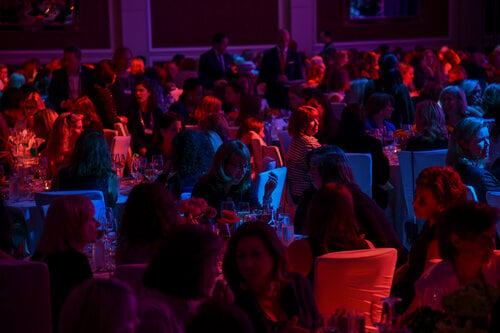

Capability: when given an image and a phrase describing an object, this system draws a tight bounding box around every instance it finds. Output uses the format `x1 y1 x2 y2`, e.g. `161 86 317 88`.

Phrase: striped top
286 135 321 198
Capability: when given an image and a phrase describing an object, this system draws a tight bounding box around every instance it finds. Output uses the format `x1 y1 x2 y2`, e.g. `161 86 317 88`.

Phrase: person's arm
287 239 313 277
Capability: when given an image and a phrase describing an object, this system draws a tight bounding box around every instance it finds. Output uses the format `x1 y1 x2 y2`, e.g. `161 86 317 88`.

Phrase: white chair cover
114 263 148 295
111 135 132 160
314 248 397 330
0 260 52 333
399 150 447 218
103 129 118 149
250 136 283 173
255 167 287 211
466 185 478 202
346 153 373 197
34 190 106 220
277 130 291 161
114 122 130 136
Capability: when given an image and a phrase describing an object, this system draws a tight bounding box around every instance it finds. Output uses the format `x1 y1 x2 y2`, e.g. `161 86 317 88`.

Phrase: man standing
48 45 94 113
258 29 303 109
198 33 234 90
110 47 136 120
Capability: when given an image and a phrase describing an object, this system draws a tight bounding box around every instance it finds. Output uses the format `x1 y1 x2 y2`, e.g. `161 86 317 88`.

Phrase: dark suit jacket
48 65 94 113
258 47 303 108
455 162 500 202
198 48 233 89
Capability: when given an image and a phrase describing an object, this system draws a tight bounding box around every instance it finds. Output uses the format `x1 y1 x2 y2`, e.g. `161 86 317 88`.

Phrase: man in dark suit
198 33 234 90
48 45 94 113
258 29 304 109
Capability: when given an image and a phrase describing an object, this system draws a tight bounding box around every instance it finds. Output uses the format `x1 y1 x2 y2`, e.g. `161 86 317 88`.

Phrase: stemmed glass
370 296 403 332
220 200 236 237
113 154 126 178
151 154 164 179
130 156 142 183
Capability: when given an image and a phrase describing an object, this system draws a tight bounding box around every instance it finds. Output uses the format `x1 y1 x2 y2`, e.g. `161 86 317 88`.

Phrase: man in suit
198 33 234 90
258 29 304 109
48 45 94 113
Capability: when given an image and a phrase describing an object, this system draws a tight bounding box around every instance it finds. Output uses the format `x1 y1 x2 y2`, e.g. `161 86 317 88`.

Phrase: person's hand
118 116 128 124
211 278 234 304
217 210 240 224
281 316 309 333
263 172 278 201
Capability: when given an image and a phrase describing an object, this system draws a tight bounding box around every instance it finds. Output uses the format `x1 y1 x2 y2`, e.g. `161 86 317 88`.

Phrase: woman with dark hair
152 112 184 160
128 80 163 156
198 113 231 143
413 201 499 311
439 85 468 130
364 92 396 133
51 129 118 207
235 94 262 127
405 100 448 151
137 224 223 333
70 96 103 130
116 182 178 265
91 60 124 129
446 117 500 202
192 140 261 214
156 130 215 199
223 221 320 333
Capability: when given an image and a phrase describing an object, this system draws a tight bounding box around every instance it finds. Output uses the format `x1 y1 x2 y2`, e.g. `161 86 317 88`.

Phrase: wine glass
220 200 236 237
370 296 402 332
113 154 126 178
130 156 142 183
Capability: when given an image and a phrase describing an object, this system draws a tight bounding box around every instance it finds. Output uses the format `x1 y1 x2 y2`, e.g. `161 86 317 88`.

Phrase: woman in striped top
286 105 322 203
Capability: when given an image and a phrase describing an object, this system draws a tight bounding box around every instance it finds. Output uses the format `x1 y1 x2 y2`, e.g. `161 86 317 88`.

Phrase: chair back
323 103 346 143
277 130 292 161
466 185 478 202
486 191 500 237
103 129 118 148
314 248 397 331
398 149 447 217
114 264 148 296
114 122 129 136
0 260 52 333
255 167 287 211
34 190 106 220
250 137 283 173
346 153 373 197
111 135 132 159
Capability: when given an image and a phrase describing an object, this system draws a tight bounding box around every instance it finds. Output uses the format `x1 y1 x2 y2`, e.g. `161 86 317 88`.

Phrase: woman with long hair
223 222 320 333
439 85 468 130
51 129 118 207
193 96 222 124
70 96 103 129
405 100 448 151
91 60 123 129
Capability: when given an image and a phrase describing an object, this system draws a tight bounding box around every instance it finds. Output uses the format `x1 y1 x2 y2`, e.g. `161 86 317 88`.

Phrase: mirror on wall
348 0 419 20
0 0 78 30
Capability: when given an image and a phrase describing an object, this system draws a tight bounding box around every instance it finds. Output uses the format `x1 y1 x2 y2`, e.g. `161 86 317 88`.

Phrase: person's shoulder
415 260 453 291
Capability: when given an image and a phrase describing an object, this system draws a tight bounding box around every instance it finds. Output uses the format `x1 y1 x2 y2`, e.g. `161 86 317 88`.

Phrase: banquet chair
0 260 52 333
111 135 132 160
398 149 447 218
277 130 291 161
466 185 478 202
103 129 118 149
255 167 287 211
34 190 106 221
485 191 500 237
250 138 283 173
314 248 397 331
346 153 372 197
114 122 130 136
114 263 148 296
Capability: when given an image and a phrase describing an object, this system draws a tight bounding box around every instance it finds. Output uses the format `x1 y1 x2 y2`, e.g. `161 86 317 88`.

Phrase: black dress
405 135 448 151
455 162 500 202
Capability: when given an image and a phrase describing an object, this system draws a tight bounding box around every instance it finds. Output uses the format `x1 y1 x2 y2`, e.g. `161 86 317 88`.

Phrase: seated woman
91 60 123 129
288 183 373 281
392 167 467 312
223 221 320 333
193 95 223 124
128 80 163 156
70 96 104 130
32 108 58 152
192 140 261 214
156 130 215 199
364 92 396 134
137 224 223 333
198 112 231 144
116 182 178 265
58 278 138 333
413 200 499 311
405 100 449 151
236 117 266 147
31 195 98 329
439 85 468 131
446 117 500 202
152 113 184 161
286 105 322 204
51 129 118 207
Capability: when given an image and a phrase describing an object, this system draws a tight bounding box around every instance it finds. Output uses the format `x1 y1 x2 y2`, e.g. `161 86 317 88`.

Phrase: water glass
130 156 142 183
278 213 294 245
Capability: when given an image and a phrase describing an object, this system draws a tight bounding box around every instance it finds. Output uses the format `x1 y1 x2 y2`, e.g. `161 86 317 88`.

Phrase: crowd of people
1 28 500 332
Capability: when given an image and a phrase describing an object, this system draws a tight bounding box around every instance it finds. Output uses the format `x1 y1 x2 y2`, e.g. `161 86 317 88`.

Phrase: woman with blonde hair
439 85 468 129
70 96 103 129
31 195 98 330
21 91 46 130
32 108 58 143
406 100 448 151
193 96 222 124
44 112 83 177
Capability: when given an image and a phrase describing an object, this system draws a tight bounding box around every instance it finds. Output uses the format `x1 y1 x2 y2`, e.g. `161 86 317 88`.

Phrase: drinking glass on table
113 154 126 178
220 200 237 237
370 296 403 332
130 155 142 183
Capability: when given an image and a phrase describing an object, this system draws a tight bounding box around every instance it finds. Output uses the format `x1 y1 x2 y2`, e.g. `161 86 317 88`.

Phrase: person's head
171 130 215 178
288 84 305 110
320 29 333 43
213 33 229 54
316 149 357 189
35 195 97 255
448 66 467 83
134 80 156 111
182 78 203 106
306 145 346 187
206 140 252 190
119 183 178 255
305 183 363 254
69 129 113 178
21 91 44 118
223 221 288 292
71 96 102 128
399 63 414 86
325 66 349 94
45 112 83 164
446 117 490 167
378 53 399 74
112 47 133 73
414 100 447 140
225 80 244 106
460 79 482 107
365 93 394 120
186 299 254 333
236 94 261 125
0 64 8 82
439 85 468 126
94 60 116 87
198 113 230 142
194 96 222 123
58 278 138 333
236 117 265 140
482 83 500 119
288 105 319 137
143 224 222 299
153 113 184 158
348 78 370 105
340 103 366 137
413 167 467 221
277 29 290 51
419 81 443 102
437 201 497 265
130 56 145 76
32 108 58 140
62 45 82 74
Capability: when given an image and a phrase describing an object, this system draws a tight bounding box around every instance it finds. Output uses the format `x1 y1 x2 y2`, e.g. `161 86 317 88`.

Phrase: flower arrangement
179 197 217 225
